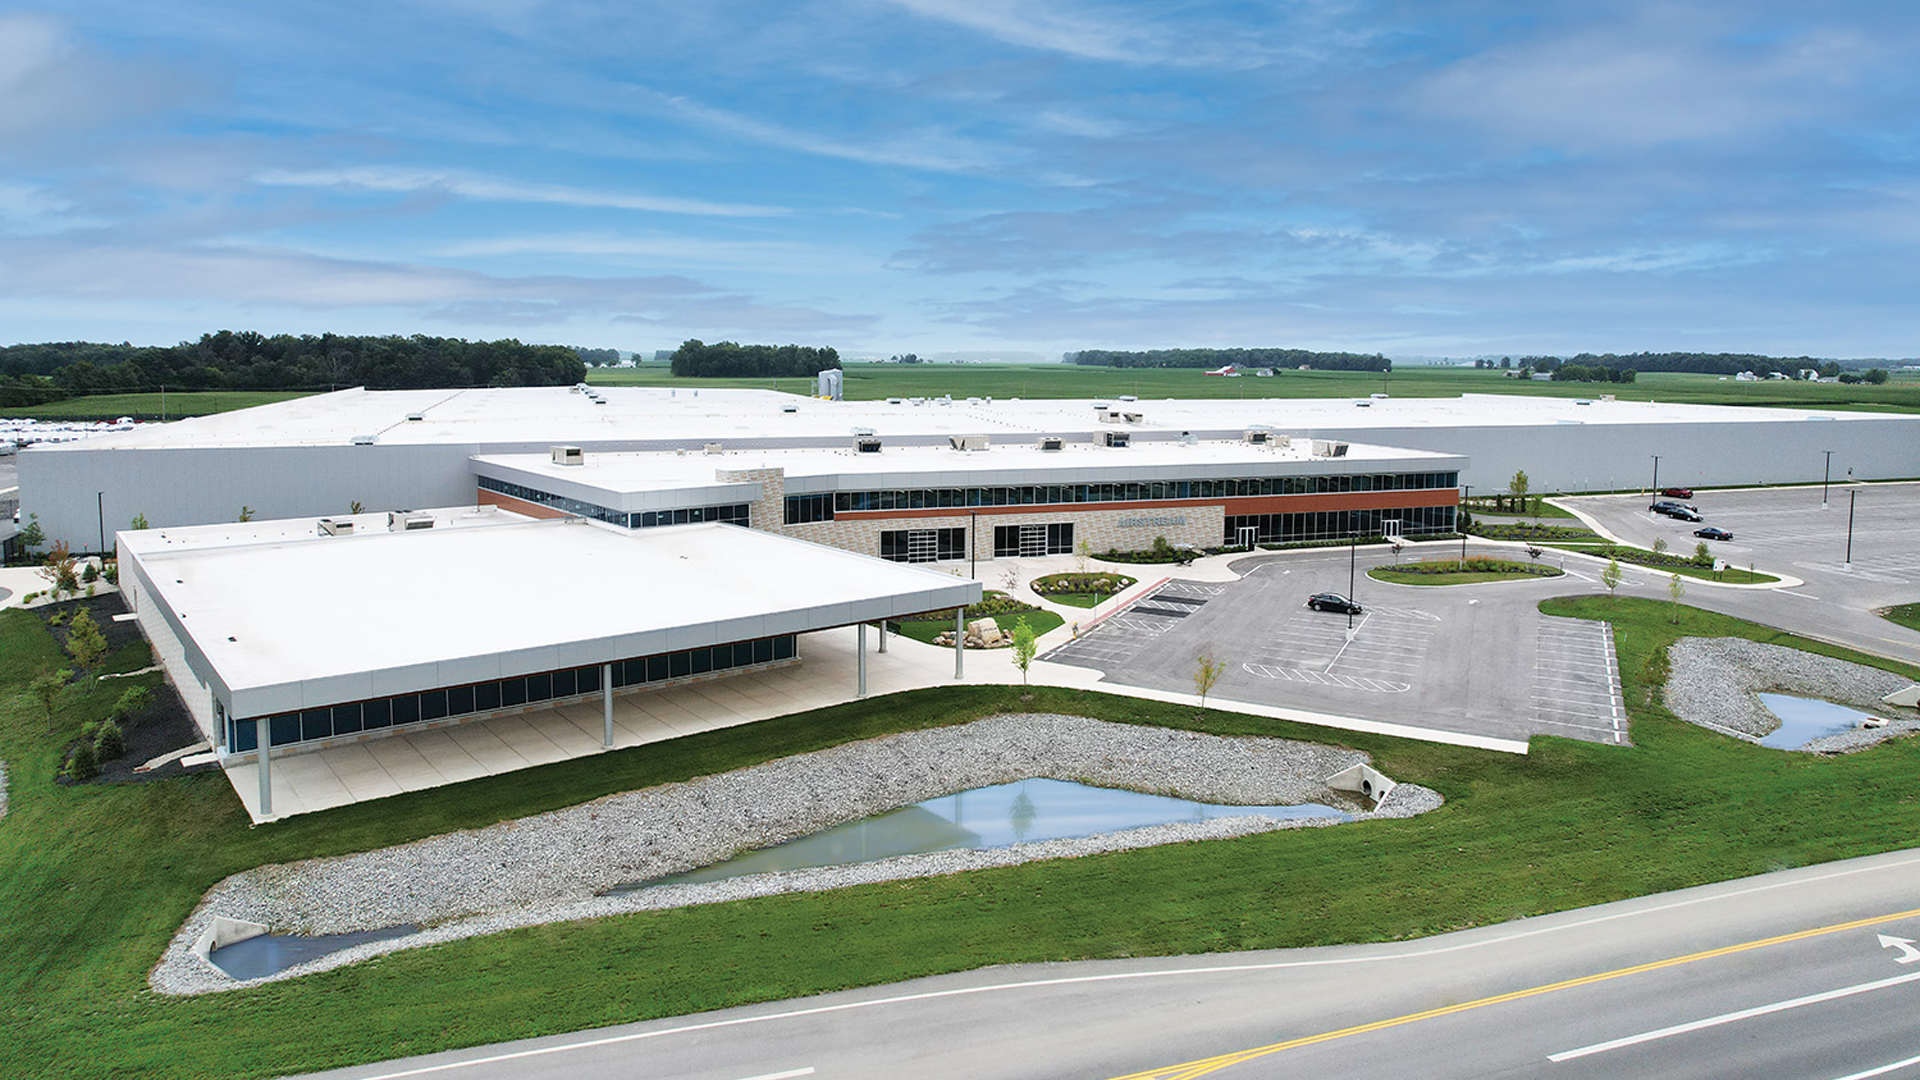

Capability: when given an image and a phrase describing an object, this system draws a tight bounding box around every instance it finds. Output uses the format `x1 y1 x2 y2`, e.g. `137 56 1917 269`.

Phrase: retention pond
610 777 1349 893
1757 693 1878 749
209 925 417 981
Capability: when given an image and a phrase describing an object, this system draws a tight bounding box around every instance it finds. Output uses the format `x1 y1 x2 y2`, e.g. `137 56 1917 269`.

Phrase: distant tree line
669 340 841 378
574 347 620 367
1068 348 1391 372
0 331 587 407
1502 352 1866 379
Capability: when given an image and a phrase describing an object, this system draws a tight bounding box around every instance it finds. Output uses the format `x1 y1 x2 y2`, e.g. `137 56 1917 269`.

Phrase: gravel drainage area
153 713 1440 995
1664 639 1920 751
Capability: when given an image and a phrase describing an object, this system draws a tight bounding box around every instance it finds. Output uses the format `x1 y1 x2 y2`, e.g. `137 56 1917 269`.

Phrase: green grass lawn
588 364 1920 412
1880 602 1920 633
0 390 312 421
5 598 1920 1077
1369 558 1564 585
894 609 1064 644
1545 544 1780 585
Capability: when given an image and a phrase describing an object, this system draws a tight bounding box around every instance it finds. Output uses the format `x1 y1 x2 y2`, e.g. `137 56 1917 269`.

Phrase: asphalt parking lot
1044 545 1632 745
1566 482 1920 664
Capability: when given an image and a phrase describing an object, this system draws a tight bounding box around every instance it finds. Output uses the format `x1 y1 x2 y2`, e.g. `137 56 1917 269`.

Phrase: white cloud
252 166 789 218
651 91 1006 173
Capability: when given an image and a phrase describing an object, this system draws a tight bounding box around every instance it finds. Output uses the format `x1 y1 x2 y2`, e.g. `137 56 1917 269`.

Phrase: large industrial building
19 385 1917 554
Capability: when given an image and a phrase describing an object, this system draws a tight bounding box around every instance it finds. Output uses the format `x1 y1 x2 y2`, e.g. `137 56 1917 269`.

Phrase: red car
1660 486 1694 499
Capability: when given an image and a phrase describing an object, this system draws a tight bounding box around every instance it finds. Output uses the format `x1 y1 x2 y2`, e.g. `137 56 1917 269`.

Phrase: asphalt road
1566 483 1920 666
296 847 1920 1080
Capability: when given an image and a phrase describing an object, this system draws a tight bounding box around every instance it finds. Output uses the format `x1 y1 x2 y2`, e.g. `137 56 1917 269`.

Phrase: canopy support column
954 606 966 679
857 623 869 698
602 663 614 748
255 717 272 817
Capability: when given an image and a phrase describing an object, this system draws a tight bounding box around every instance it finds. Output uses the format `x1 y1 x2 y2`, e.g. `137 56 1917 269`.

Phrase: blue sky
2 1 1916 359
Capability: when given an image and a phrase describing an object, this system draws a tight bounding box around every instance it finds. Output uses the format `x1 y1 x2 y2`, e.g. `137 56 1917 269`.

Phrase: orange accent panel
478 489 572 520
1222 490 1458 515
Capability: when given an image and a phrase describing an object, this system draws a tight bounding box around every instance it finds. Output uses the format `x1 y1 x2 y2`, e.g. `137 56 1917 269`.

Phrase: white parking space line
1532 615 1626 745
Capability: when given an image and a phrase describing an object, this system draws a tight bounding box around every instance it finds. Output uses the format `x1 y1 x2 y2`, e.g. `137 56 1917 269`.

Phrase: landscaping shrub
1388 557 1558 577
112 685 154 722
65 739 98 781
1031 572 1136 597
94 719 125 762
81 562 100 584
904 590 1040 623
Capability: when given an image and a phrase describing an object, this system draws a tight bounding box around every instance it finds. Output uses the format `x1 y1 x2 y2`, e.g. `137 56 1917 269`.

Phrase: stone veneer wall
713 466 787 532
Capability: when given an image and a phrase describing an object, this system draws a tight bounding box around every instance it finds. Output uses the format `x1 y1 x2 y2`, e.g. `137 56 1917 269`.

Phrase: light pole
1822 450 1834 507
1846 488 1857 569
1348 531 1358 633
1460 484 1471 561
1649 455 1661 499
968 510 978 578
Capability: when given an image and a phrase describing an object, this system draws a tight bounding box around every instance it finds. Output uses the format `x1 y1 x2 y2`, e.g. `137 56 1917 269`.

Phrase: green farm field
0 390 311 421
5 596 1920 1077
589 363 1920 412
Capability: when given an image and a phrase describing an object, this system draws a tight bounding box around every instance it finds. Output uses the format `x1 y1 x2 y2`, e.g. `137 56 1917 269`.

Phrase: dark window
647 655 670 682
575 666 600 693
392 695 420 725
734 641 755 667
474 681 501 712
500 678 526 707
691 647 712 674
364 698 393 729
419 689 448 721
552 667 576 698
775 635 796 660
332 703 363 734
526 673 552 702
448 685 475 716
271 713 301 746
670 650 692 678
754 638 775 664
300 709 331 742
231 719 259 753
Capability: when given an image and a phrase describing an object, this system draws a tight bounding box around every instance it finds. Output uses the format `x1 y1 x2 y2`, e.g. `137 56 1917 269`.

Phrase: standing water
1756 693 1877 749
209 925 417 980
608 777 1349 893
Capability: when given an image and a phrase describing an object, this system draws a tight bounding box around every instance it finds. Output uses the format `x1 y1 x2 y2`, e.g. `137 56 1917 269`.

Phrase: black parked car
1308 592 1363 615
1694 526 1733 541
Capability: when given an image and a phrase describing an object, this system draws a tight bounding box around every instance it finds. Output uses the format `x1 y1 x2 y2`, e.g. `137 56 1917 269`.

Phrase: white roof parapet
122 515 982 719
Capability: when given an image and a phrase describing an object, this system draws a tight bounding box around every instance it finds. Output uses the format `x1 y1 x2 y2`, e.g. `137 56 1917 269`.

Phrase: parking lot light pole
1823 450 1834 508
1348 532 1358 634
1846 488 1857 569
1649 455 1661 499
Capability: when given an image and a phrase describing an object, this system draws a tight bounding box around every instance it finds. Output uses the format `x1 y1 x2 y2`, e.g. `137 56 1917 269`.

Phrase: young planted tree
129 513 149 531
1507 469 1530 512
1652 537 1668 557
38 543 79 599
1602 556 1623 600
1075 538 1093 575
238 506 255 522
1694 541 1712 566
29 668 72 732
1010 619 1038 685
1193 650 1226 711
64 609 109 670
1668 572 1687 623
16 513 45 558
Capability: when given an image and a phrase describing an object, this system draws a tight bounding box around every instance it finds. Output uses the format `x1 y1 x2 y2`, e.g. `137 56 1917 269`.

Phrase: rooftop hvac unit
1037 436 1065 451
1179 432 1199 445
1311 439 1349 458
1118 394 1139 402
551 445 584 466
405 412 425 421
850 426 876 436
317 518 354 537
388 510 435 532
854 437 883 453
1122 411 1144 423
1102 431 1130 448
1244 429 1271 444
703 443 725 455
948 435 990 451
349 434 376 446
1273 434 1292 448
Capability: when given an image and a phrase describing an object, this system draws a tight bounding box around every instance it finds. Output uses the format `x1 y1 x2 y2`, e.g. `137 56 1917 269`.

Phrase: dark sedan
1694 526 1733 541
1308 592 1363 615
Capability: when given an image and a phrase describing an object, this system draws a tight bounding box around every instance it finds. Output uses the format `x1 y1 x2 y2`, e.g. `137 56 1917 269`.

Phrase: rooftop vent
703 443 725 455
1122 411 1144 423
1244 428 1271 444
949 435 990 451
851 426 876 436
1118 394 1139 402
1102 430 1130 448
781 404 799 413
1311 439 1349 458
1179 432 1199 446
1037 436 1065 451
405 412 425 422
388 510 435 532
317 518 354 537
854 437 883 453
349 434 376 446
551 445 584 466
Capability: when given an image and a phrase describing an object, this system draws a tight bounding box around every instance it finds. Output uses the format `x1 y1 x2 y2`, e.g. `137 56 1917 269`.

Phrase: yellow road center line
1106 905 1920 1080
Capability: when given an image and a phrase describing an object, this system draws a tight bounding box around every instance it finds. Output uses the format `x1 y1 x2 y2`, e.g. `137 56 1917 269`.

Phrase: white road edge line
1829 1050 1920 1080
1547 970 1920 1063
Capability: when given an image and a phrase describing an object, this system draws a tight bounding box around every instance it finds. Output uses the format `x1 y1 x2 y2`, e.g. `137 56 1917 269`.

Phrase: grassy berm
1 598 1917 1077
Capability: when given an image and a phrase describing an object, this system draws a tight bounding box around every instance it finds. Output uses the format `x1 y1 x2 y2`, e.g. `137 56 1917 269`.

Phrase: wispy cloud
253 166 789 218
646 91 1007 173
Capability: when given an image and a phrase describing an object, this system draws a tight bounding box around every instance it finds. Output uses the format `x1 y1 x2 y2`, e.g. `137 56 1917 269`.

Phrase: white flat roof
27 385 1903 454
471 438 1464 510
122 515 981 718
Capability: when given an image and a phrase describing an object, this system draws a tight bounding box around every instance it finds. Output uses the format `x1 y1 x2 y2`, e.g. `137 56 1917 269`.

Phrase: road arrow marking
1878 934 1920 963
